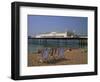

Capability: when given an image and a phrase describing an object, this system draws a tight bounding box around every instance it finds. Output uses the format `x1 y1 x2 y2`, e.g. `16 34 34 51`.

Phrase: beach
28 48 87 66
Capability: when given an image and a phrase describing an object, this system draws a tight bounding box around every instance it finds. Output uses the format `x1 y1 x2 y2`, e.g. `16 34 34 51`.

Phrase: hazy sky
28 15 88 36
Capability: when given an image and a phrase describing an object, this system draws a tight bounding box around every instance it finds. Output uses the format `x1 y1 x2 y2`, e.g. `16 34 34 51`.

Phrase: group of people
38 47 65 63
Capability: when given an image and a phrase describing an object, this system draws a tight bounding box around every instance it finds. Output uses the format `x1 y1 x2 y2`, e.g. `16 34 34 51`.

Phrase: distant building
35 31 76 38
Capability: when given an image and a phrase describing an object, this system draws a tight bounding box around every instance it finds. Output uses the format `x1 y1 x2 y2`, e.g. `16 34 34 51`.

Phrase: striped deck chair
58 48 64 58
41 48 49 61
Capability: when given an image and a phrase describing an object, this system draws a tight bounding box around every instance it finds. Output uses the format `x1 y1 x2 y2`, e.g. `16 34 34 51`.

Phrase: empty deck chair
58 48 64 58
41 48 49 61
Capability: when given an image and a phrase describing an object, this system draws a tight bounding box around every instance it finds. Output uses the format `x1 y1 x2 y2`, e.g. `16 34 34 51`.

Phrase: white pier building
35 32 75 38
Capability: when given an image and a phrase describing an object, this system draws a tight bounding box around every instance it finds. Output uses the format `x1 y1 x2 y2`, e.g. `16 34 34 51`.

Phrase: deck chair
41 48 49 62
58 48 64 58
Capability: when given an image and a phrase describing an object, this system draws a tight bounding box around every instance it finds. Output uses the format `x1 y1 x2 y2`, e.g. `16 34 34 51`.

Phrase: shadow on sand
45 58 70 64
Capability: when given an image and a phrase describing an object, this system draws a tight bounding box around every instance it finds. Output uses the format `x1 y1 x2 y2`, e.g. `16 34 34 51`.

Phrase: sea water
28 39 87 54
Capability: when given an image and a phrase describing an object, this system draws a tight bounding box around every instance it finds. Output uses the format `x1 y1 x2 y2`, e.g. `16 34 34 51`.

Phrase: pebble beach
28 48 87 66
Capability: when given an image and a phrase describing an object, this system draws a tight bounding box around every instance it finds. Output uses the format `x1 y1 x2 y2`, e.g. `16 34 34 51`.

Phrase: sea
28 39 87 54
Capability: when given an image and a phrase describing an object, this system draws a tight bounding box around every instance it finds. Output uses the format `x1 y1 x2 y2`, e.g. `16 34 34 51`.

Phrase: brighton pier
29 31 87 39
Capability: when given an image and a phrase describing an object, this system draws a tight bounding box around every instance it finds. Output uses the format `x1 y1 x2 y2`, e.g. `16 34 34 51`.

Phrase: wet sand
28 48 87 66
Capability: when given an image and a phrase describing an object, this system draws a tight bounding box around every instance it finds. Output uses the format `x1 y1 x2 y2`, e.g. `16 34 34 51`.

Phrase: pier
28 38 87 48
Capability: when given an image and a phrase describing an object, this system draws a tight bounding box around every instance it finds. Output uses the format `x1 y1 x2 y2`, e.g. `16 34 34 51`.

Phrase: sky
28 15 88 36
